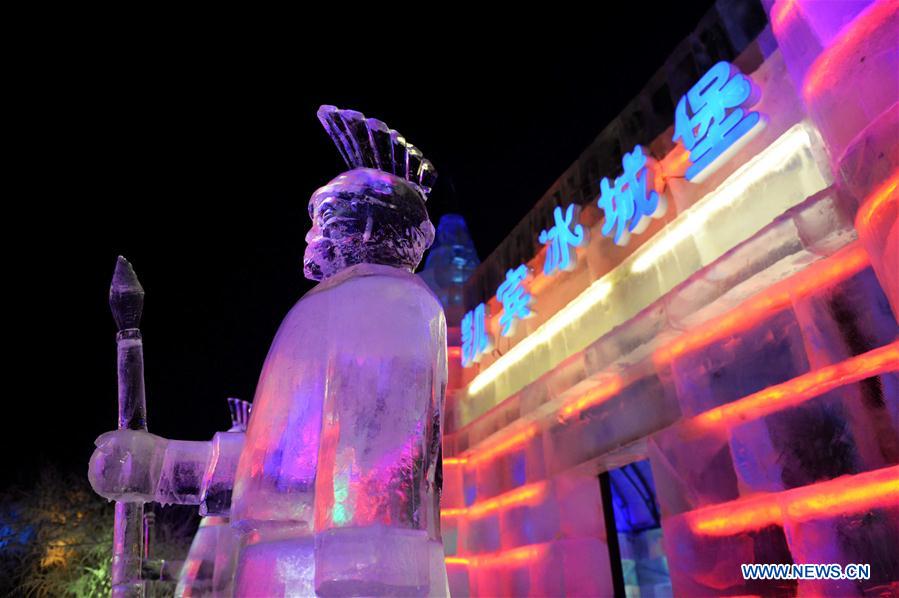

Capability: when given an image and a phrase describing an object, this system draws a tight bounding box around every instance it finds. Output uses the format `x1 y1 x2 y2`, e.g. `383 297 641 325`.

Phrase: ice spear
109 256 148 597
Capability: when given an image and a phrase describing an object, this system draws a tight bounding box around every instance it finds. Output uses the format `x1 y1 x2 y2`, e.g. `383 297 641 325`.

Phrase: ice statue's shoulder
267 263 444 362
279 264 442 327
308 263 440 305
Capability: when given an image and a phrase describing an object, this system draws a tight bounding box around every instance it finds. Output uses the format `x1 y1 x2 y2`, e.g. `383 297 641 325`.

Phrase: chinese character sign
497 264 533 337
461 302 493 366
673 61 762 182
539 204 587 276
596 146 667 246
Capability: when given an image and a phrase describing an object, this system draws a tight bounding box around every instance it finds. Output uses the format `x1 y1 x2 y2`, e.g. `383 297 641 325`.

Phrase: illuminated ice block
499 490 558 550
648 425 740 517
464 512 501 554
670 308 810 417
652 365 898 515
783 500 899 596
553 472 605 541
731 390 860 494
233 536 316 597
857 173 899 319
445 560 471 597
793 267 898 368
769 0 898 172
546 374 678 475
550 538 615 597
661 511 796 596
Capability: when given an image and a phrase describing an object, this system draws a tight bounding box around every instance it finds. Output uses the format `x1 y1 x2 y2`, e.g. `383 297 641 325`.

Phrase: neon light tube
444 544 549 568
688 465 899 536
693 341 899 431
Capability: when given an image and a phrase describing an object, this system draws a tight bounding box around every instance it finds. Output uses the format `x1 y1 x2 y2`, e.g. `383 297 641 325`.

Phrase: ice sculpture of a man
89 106 448 597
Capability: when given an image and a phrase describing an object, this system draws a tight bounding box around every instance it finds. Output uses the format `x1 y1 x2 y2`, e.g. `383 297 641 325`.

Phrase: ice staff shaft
110 257 148 598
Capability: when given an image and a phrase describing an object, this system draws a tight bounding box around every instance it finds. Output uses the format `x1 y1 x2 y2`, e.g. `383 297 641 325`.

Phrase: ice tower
418 214 481 326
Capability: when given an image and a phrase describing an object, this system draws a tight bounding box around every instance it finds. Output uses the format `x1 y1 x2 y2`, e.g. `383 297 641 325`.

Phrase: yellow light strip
631 124 813 272
468 279 612 395
467 124 816 397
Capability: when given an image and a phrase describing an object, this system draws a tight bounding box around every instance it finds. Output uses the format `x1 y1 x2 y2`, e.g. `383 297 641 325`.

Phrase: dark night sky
8 5 716 489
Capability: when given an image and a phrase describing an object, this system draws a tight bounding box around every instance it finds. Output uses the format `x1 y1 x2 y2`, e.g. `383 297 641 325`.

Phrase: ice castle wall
440 1 899 595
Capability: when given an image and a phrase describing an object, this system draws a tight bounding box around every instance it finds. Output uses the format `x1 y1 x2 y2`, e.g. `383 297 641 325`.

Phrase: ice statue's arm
89 430 211 505
89 426 247 511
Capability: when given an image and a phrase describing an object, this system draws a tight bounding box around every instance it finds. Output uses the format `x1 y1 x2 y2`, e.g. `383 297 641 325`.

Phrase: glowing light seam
688 465 899 536
444 544 549 568
693 341 899 431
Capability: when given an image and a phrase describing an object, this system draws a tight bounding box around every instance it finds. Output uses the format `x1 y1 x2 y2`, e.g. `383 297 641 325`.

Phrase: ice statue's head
304 168 435 281
306 105 438 281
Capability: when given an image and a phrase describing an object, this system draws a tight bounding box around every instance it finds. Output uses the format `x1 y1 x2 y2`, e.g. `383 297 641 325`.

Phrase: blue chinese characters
539 204 587 275
674 61 762 182
461 302 492 366
497 265 534 337
597 146 667 246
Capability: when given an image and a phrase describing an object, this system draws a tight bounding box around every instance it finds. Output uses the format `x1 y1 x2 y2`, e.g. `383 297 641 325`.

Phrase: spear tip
110 256 145 330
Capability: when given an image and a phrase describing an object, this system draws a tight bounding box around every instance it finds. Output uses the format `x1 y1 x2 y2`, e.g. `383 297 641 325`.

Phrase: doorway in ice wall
600 460 672 597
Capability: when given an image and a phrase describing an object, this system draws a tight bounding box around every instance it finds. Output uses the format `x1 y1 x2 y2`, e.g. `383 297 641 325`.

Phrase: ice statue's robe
230 263 448 596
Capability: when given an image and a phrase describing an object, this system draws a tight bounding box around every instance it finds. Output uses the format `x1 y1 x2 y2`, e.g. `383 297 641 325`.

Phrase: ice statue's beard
303 236 352 282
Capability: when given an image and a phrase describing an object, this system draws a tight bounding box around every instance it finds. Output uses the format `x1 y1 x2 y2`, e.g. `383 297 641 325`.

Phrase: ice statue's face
304 168 436 281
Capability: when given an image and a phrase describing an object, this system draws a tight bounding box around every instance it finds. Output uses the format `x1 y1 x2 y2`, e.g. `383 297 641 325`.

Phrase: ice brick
785 502 899 596
729 388 861 493
793 266 899 369
553 472 606 541
670 308 810 416
648 427 739 517
445 559 471 597
233 537 315 597
662 513 796 596
546 374 678 475
857 171 899 318
314 526 433 596
463 513 501 554
499 495 559 549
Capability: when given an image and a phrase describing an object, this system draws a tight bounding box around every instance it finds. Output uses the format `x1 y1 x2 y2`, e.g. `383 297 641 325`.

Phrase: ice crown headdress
317 105 437 199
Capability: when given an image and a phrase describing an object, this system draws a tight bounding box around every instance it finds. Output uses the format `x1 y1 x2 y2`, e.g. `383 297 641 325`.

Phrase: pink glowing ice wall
651 2 899 594
439 2 899 596
766 0 898 314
